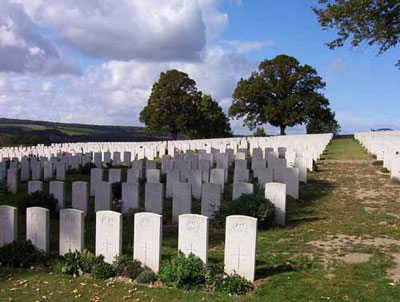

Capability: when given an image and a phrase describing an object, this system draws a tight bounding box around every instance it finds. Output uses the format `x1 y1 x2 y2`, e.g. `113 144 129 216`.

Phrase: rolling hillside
0 118 165 146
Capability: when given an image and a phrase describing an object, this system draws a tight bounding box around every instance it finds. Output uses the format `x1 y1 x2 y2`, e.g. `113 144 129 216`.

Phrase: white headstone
59 209 84 255
121 182 139 212
95 182 112 212
0 205 17 247
147 169 160 183
232 182 254 200
201 183 221 217
210 168 225 191
56 161 66 181
90 168 103 197
265 183 286 225
189 169 202 200
49 181 66 210
96 211 122 264
7 168 18 194
172 182 192 223
26 207 49 252
134 212 162 273
72 181 89 215
224 215 257 282
166 169 180 198
109 169 122 184
127 168 140 183
28 180 43 194
284 168 299 199
145 183 163 214
178 214 208 264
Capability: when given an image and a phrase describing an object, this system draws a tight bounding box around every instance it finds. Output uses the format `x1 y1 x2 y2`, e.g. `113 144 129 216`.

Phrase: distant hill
0 118 166 146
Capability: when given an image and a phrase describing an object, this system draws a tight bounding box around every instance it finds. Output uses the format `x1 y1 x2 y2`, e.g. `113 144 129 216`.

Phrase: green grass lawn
1 138 400 301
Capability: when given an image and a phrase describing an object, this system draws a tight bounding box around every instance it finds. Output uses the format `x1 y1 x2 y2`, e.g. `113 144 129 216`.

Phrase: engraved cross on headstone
65 234 76 252
231 246 247 271
103 239 112 256
185 243 198 255
140 241 153 265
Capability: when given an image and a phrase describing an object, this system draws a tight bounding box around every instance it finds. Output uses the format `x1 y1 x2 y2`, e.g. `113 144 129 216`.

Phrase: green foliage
215 273 253 295
16 191 58 215
60 250 115 280
212 191 275 229
136 270 157 284
79 162 96 174
252 128 267 137
139 69 202 140
229 54 327 135
112 182 122 200
313 0 400 68
113 255 144 279
0 240 46 268
305 98 341 135
158 252 207 290
60 251 84 277
186 94 232 139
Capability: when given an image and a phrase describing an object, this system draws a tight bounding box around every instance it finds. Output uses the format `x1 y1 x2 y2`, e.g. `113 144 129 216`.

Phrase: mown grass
1 137 400 301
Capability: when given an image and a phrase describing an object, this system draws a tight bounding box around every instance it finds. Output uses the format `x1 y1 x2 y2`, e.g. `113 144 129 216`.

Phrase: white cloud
0 0 81 75
16 0 219 62
224 39 275 53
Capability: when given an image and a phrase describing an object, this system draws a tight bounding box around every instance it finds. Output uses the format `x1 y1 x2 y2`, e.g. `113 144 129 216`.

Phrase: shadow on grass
255 261 293 280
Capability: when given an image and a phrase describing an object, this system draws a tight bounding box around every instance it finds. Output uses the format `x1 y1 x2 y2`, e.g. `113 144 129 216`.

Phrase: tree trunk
280 125 286 136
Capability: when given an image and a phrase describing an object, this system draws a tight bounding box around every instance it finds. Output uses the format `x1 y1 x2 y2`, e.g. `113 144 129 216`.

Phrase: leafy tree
307 108 341 135
314 0 400 68
186 95 232 139
229 55 326 135
139 70 202 140
252 128 267 137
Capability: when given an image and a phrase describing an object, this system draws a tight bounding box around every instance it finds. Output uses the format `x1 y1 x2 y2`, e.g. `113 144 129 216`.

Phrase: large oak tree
314 0 400 68
229 54 327 135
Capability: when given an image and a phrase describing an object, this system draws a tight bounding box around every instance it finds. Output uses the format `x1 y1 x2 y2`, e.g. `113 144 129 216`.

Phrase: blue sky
220 0 400 134
0 0 398 135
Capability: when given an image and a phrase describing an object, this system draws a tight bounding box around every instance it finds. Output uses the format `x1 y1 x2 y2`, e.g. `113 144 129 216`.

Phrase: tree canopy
186 95 232 139
139 70 232 140
314 0 400 68
139 69 202 140
229 54 327 135
305 94 341 135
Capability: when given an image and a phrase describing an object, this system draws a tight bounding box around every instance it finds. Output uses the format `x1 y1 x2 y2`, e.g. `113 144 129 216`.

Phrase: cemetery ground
1 138 400 301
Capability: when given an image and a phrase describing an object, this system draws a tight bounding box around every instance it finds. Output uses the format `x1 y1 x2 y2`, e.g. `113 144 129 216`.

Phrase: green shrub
91 261 115 279
60 251 84 277
0 240 46 268
60 249 116 279
136 270 156 284
16 191 58 215
113 255 144 279
79 163 96 174
215 273 253 295
372 160 383 166
158 252 207 290
212 191 275 229
112 182 122 199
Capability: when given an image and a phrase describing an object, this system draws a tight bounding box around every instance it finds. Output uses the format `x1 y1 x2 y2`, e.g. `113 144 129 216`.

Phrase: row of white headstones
0 206 257 282
0 134 333 163
355 131 400 183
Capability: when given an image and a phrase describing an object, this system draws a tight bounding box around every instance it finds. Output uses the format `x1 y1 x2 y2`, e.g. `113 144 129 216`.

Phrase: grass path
1 138 400 301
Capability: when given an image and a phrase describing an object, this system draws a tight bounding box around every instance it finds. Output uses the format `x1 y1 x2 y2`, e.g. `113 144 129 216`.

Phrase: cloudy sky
0 0 399 135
